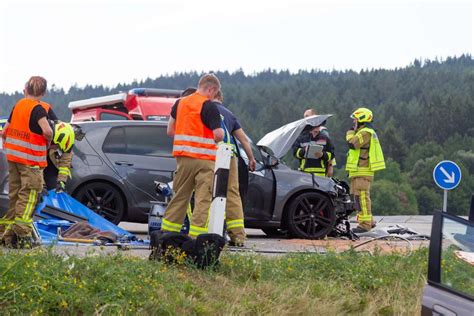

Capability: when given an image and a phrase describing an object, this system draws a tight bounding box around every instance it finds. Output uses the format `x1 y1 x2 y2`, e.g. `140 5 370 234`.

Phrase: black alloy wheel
287 192 336 239
74 182 125 224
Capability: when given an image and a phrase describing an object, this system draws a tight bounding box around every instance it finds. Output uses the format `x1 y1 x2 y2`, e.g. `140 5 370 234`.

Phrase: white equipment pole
207 143 233 236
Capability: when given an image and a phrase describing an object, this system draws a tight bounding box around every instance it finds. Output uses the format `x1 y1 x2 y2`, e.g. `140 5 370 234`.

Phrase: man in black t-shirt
162 74 224 238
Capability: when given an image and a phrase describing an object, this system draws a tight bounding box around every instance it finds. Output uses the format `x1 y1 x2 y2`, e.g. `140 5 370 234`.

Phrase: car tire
262 228 287 238
287 191 336 239
74 182 125 224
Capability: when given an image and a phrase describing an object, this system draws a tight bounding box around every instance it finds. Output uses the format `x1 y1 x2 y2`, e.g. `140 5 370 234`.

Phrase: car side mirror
264 155 279 168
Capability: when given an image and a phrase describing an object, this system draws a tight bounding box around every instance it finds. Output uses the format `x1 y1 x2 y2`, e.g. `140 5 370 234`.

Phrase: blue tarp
34 191 136 244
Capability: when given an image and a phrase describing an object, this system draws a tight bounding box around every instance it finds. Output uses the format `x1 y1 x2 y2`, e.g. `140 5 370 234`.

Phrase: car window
102 127 126 154
440 216 474 298
100 112 129 120
125 126 173 156
237 139 264 170
103 126 173 157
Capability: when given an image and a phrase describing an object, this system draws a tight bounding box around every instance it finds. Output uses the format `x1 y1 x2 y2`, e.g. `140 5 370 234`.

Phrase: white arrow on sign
440 167 455 184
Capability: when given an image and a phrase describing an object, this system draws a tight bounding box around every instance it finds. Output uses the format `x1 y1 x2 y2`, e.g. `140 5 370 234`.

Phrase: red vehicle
69 88 182 122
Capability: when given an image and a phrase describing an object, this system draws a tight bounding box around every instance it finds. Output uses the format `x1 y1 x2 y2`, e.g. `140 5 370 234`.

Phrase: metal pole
443 190 447 213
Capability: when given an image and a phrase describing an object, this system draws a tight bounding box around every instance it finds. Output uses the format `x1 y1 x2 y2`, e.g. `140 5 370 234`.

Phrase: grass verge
0 247 428 315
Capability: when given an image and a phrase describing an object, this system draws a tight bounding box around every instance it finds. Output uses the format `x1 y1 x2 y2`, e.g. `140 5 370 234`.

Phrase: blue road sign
433 160 462 190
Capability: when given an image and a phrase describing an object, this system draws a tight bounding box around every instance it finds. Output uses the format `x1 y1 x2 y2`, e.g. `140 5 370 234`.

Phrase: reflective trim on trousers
186 203 193 221
172 145 216 156
23 189 37 221
358 214 372 222
14 217 33 226
161 219 182 232
6 148 47 163
0 218 14 225
359 191 371 223
226 219 244 230
360 191 367 215
174 134 216 145
189 225 208 237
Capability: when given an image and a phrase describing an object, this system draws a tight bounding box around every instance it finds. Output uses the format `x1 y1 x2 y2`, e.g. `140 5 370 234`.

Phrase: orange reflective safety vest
4 98 51 167
172 93 217 161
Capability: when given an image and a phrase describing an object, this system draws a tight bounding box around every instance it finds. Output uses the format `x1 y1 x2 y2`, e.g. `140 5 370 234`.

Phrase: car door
237 140 276 221
102 125 176 215
422 211 474 315
0 147 8 217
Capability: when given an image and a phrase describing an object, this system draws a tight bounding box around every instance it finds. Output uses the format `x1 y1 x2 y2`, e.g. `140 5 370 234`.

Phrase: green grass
441 246 474 297
0 247 428 315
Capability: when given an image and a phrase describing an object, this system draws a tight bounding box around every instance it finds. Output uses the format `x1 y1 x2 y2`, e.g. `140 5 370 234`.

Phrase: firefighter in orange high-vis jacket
0 76 54 248
345 107 385 233
162 74 224 238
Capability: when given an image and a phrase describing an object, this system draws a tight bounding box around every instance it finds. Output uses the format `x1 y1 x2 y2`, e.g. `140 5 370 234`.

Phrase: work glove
55 181 67 193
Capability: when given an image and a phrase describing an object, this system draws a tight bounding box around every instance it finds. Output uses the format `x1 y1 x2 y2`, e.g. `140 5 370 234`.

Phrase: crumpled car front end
330 178 357 239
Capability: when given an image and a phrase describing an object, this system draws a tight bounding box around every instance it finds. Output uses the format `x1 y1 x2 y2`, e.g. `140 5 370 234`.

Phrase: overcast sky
0 0 472 93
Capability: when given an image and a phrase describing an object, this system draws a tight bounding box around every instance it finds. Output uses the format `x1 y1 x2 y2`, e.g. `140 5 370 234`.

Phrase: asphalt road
120 215 434 238
34 216 433 259
117 215 434 255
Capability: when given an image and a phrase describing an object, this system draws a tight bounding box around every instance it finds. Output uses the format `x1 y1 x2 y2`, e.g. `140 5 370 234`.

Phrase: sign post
433 160 462 212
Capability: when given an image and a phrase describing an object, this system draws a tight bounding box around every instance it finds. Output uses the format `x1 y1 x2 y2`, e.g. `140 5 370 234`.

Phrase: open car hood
257 114 333 158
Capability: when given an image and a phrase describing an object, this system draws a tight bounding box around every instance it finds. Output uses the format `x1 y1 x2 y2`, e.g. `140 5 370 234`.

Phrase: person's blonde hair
25 76 47 97
215 90 224 102
198 73 221 91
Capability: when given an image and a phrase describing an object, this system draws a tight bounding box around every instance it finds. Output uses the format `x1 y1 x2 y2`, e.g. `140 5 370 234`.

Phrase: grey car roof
74 120 169 129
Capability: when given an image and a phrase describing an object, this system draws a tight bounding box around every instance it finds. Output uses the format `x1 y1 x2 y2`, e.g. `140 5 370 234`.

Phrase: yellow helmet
53 122 75 152
350 107 373 123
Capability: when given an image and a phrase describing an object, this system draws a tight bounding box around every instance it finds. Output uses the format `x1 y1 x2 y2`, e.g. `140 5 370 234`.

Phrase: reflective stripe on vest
5 148 47 163
172 145 217 156
172 93 217 161
299 156 329 176
5 138 47 151
174 134 216 145
4 98 50 167
346 127 385 175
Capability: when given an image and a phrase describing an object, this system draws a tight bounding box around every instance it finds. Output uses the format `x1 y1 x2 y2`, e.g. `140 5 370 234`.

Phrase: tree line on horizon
1 54 473 215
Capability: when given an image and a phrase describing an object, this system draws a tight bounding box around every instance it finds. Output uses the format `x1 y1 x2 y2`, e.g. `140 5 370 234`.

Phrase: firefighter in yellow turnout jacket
345 108 385 233
43 122 76 192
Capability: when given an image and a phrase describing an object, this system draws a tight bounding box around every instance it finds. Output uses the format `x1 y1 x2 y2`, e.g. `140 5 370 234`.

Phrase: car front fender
272 168 338 221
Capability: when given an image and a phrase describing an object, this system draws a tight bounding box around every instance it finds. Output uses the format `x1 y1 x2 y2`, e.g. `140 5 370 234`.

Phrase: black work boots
2 235 37 249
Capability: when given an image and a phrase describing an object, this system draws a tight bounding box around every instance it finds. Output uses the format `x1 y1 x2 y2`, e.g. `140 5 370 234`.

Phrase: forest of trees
1 55 473 215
